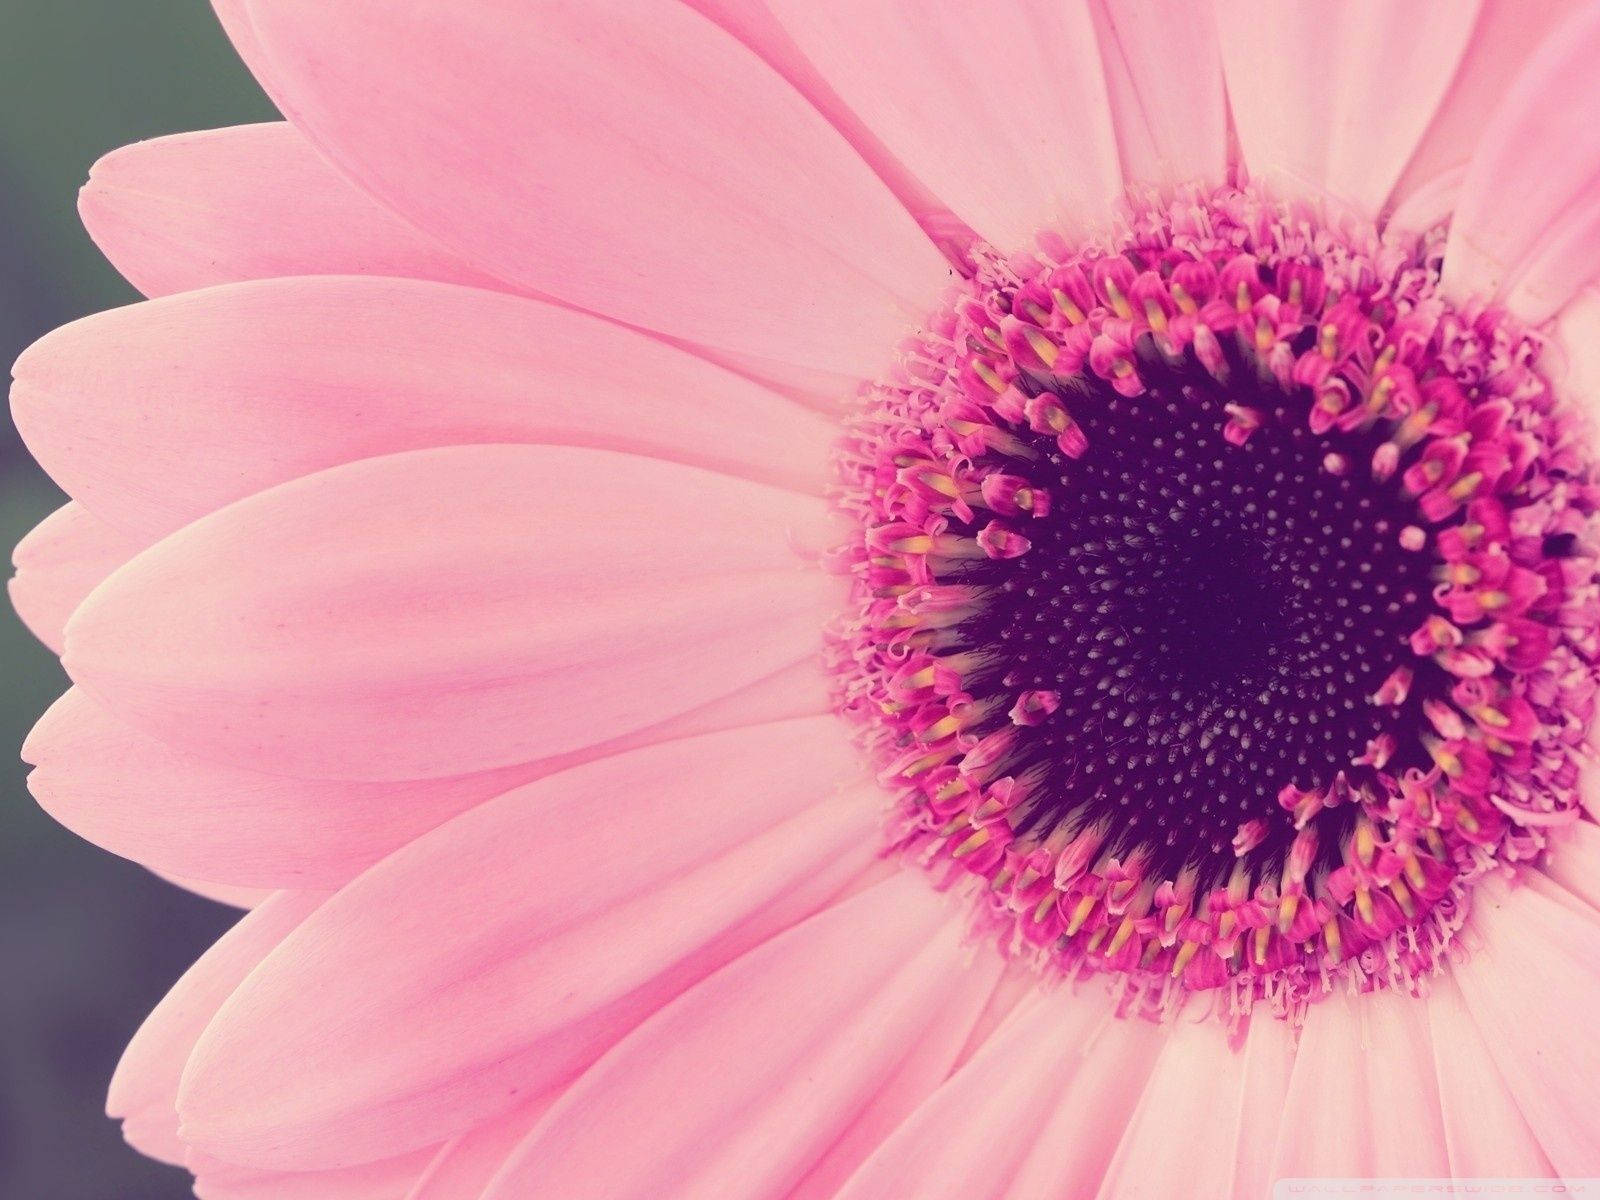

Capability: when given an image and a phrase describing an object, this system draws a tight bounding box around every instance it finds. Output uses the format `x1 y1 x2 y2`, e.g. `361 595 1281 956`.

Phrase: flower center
831 187 1600 1020
959 349 1438 887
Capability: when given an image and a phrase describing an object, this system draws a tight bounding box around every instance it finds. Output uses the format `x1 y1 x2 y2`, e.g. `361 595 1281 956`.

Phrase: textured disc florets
830 186 1600 1020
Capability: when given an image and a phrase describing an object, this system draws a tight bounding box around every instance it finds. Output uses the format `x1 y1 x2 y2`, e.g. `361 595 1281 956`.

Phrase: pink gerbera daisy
14 0 1600 1195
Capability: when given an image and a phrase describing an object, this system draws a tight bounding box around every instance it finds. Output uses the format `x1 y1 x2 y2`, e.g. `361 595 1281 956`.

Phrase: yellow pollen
972 359 1005 393
1023 326 1060 366
1403 852 1427 891
1318 323 1339 358
1355 886 1374 924
1278 892 1300 934
1105 280 1133 320
1389 878 1416 919
1051 290 1086 324
1171 283 1197 314
1323 918 1342 961
1108 916 1137 955
1254 317 1274 353
1475 705 1510 728
951 828 991 859
1065 894 1097 936
1143 298 1169 333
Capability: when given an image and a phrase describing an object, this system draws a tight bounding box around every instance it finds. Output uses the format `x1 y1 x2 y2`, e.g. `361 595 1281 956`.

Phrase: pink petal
27 659 828 890
108 891 328 1164
1540 818 1600 913
1454 874 1600 1174
1271 987 1450 1176
1392 0 1590 212
407 1100 557 1200
785 944 1005 1200
1088 0 1229 190
833 986 1160 1200
479 874 994 1200
1384 166 1465 243
10 502 144 653
177 719 881 1170
1443 4 1600 319
757 0 1121 251
1217 1 1480 218
80 125 509 299
241 0 949 377
189 1149 434 1200
1096 1010 1294 1199
1551 289 1600 436
63 444 836 781
1426 974 1555 1176
979 998 1165 1198
14 276 835 543
685 0 955 241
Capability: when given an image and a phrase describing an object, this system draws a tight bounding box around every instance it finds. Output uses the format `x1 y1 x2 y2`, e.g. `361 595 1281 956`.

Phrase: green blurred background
1 4 275 1196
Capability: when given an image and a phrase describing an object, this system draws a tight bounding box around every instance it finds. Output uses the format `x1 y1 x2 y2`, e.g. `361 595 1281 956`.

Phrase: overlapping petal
176 719 879 1169
13 277 836 544
1217 0 1480 219
62 444 836 780
80 124 509 298
239 0 950 378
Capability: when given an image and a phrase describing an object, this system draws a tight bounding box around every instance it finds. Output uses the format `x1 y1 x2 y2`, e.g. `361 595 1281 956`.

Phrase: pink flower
13 1 1600 1195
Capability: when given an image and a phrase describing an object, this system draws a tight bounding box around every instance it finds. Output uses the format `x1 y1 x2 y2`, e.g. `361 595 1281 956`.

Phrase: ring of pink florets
827 186 1600 1022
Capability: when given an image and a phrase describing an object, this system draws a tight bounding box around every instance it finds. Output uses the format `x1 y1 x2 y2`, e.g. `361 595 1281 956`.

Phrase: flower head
13 1 1600 1195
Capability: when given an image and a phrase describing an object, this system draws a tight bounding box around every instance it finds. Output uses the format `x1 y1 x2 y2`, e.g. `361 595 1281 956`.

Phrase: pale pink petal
757 0 1121 251
177 719 881 1170
1384 166 1465 243
1454 875 1600 1174
1426 973 1555 1177
189 1149 435 1200
14 277 836 543
1550 289 1600 442
63 445 836 781
1216 1 1480 218
1087 0 1229 190
785 948 1005 1200
982 1000 1165 1198
108 891 327 1164
946 960 1041 1072
406 1100 556 1200
1393 0 1591 210
80 125 509 299
833 985 1158 1200
1271 987 1449 1176
1539 818 1600 913
26 659 827 889
1443 4 1600 319
684 0 956 245
1096 1009 1294 1199
479 874 995 1200
241 0 949 377
10 502 144 653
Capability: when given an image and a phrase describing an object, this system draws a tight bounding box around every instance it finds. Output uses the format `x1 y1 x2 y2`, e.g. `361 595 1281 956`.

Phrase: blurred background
0 4 274 1195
